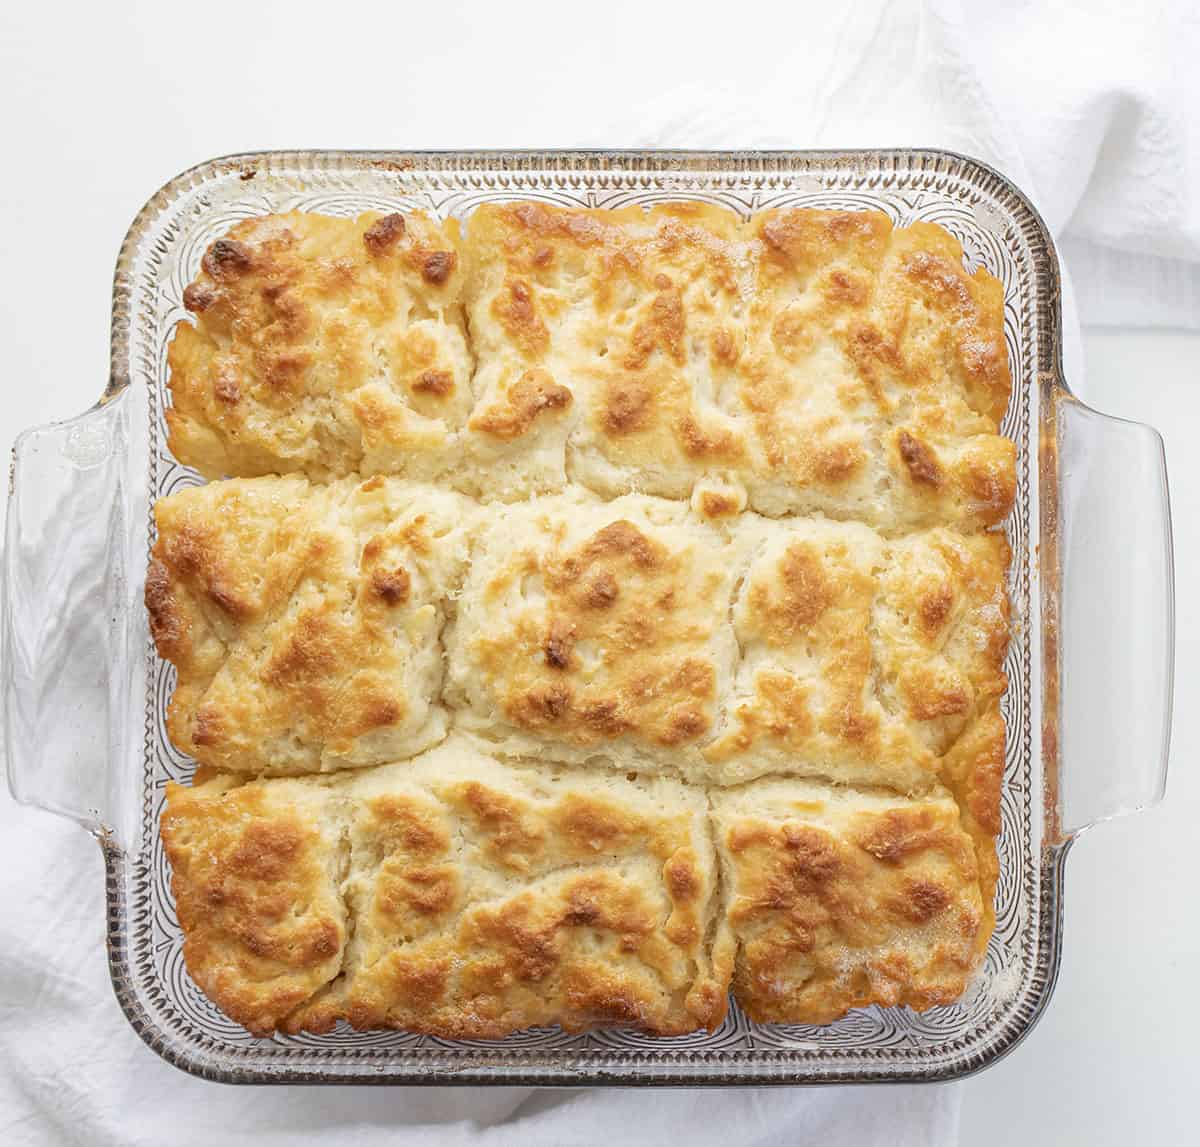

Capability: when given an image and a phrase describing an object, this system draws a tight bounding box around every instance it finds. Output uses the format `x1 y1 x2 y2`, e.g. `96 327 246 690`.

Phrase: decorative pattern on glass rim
115 150 1041 1085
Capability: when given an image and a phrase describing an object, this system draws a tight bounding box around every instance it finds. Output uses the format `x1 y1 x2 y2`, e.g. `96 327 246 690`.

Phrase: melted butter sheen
154 202 1013 1038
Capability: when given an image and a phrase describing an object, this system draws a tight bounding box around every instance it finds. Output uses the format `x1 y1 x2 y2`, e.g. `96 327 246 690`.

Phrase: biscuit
165 204 1015 530
703 519 1010 790
154 202 1015 1038
162 736 727 1037
147 475 472 775
160 773 348 1036
167 211 471 481
447 494 1009 792
465 202 1015 528
710 777 984 1024
444 488 749 777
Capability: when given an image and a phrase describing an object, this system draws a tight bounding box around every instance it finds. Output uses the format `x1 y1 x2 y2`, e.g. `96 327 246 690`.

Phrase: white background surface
1 3 1196 1144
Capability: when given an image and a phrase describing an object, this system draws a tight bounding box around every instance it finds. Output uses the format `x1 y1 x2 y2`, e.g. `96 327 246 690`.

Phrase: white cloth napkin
2 1 1197 1144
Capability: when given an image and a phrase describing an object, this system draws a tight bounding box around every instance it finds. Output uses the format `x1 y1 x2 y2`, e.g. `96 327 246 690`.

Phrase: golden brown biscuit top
159 774 348 1036
166 204 1014 529
465 202 1014 529
167 210 472 481
446 491 747 771
446 493 1008 791
153 202 1015 1036
148 475 473 776
704 519 1010 789
150 477 1009 796
163 737 726 1038
293 741 724 1037
710 778 984 1024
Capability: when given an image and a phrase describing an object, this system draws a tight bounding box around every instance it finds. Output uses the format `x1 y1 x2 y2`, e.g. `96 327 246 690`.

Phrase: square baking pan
2 149 1174 1085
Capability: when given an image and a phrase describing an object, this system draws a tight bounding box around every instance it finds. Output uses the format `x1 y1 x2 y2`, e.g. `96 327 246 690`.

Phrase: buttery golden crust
167 211 471 481
463 200 756 501
154 201 1015 1039
704 520 1010 790
743 212 1015 530
147 475 472 775
447 493 1009 791
166 204 1013 529
445 489 748 776
710 778 984 1024
286 737 726 1037
152 477 1008 796
938 703 1006 945
152 479 1008 1033
163 738 727 1037
160 775 348 1036
463 202 1014 528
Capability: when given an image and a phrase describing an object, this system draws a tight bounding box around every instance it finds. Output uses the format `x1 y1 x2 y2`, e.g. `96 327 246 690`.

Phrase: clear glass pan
2 150 1174 1085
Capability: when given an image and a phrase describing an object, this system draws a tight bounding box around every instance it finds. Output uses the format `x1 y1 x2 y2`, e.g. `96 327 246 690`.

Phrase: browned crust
152 481 1010 1034
165 204 1013 534
461 503 735 757
468 368 572 440
155 201 1015 1038
160 778 347 1037
145 476 469 776
939 703 1006 946
164 746 729 1038
713 782 984 1024
165 210 470 481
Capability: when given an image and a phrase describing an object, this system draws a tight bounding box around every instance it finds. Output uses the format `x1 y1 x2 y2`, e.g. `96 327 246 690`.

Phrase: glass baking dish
2 149 1174 1085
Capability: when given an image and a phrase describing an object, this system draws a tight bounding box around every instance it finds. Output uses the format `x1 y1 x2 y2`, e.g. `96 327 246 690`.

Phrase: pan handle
1054 392 1174 837
2 394 142 847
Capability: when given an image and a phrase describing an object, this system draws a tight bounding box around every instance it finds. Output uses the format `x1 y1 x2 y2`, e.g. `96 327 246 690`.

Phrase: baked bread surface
162 736 726 1038
167 211 471 482
153 202 1015 1037
710 778 985 1024
160 773 348 1036
147 476 472 775
167 203 1015 530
